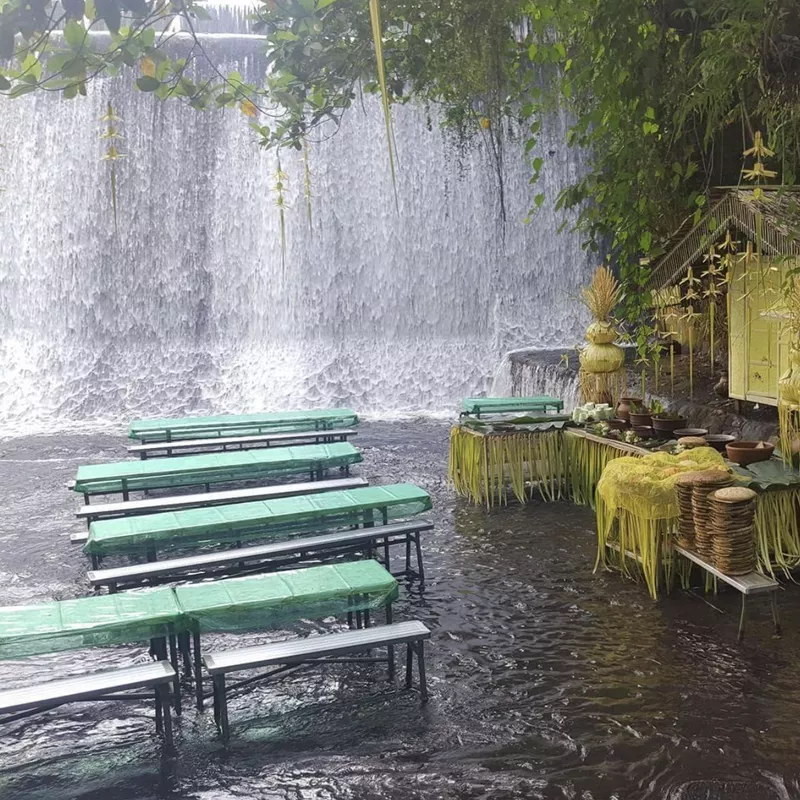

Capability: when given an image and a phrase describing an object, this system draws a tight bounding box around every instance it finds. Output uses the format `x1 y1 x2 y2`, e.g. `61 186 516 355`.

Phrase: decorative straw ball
678 436 709 450
711 486 758 504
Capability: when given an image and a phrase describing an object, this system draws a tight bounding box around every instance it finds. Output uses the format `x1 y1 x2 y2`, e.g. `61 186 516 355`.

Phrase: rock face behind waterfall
0 5 592 431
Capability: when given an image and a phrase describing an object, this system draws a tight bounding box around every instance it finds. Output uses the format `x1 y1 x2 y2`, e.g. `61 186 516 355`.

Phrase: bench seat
0 661 177 752
73 443 362 500
460 396 564 417
75 477 369 528
203 620 431 741
87 519 433 591
674 545 781 641
129 409 359 443
82 483 432 561
128 429 357 459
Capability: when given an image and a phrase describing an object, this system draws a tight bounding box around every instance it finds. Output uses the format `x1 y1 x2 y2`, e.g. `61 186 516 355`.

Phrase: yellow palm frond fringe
448 426 567 506
449 424 800 591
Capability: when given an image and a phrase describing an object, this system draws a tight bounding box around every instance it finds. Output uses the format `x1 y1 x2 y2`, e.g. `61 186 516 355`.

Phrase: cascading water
491 349 581 411
0 7 592 433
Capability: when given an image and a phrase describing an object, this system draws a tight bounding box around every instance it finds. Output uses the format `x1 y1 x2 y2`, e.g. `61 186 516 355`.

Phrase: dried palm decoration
680 266 702 398
578 266 626 405
100 103 125 230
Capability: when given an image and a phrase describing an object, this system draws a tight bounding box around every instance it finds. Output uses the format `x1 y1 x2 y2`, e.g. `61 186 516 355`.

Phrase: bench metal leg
168 635 181 717
405 644 413 688
414 533 425 584
157 684 175 753
214 675 230 743
193 631 204 711
383 538 391 573
155 687 163 733
178 633 192 677
737 595 748 642
771 591 782 636
416 642 429 703
405 537 412 573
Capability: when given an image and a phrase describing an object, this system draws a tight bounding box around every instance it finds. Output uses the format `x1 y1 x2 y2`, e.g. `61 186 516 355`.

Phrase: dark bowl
652 416 688 435
633 426 655 439
704 433 737 452
606 418 628 431
629 412 653 427
673 427 709 438
726 441 775 465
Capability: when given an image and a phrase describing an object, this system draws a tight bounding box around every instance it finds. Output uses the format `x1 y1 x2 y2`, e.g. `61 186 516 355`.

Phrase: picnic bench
87 518 433 592
674 546 781 641
71 443 363 502
460 396 564 418
203 620 431 742
174 560 398 709
127 428 358 459
0 561 398 714
82 483 432 564
129 409 359 443
75 476 369 528
0 661 177 753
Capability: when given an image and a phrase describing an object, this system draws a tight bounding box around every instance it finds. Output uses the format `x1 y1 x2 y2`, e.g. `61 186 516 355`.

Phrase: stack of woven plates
691 471 735 560
675 471 702 549
709 486 758 575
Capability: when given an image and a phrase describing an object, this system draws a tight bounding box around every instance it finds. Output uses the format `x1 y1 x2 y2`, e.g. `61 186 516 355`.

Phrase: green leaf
62 0 85 18
95 0 121 33
644 106 655 120
21 53 42 81
136 75 160 92
640 231 652 251
9 83 36 97
534 193 545 208
317 0 338 8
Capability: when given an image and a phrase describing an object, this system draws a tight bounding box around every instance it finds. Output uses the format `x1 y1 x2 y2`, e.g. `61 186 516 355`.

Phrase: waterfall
0 12 593 433
491 349 581 411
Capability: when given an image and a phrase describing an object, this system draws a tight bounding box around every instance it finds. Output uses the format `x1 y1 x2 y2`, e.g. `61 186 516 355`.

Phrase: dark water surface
1 421 800 799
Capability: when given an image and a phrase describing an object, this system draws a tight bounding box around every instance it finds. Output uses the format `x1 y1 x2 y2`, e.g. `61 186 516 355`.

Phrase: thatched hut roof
646 187 800 293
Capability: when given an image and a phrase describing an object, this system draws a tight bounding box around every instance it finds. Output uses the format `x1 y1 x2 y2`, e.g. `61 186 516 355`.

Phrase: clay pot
651 415 688 436
673 428 709 438
629 411 652 428
726 441 775 465
633 426 655 439
704 434 737 452
606 418 628 431
616 398 642 422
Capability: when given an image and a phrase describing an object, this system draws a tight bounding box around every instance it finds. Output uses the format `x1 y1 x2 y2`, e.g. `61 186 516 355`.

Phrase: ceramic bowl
725 441 775 465
704 434 737 452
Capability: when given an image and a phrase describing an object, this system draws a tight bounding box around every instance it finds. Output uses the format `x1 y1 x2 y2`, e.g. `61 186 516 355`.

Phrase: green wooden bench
71 443 362 502
460 396 565 417
129 409 359 443
83 483 432 564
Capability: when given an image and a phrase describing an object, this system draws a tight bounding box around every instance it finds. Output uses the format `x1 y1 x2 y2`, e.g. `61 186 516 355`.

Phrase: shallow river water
1 420 800 799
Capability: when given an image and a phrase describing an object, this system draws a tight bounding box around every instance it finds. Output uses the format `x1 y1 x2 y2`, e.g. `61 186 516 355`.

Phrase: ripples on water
1 421 800 799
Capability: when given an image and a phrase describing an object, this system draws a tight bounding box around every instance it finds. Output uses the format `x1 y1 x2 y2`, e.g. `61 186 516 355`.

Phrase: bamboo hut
647 187 800 406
